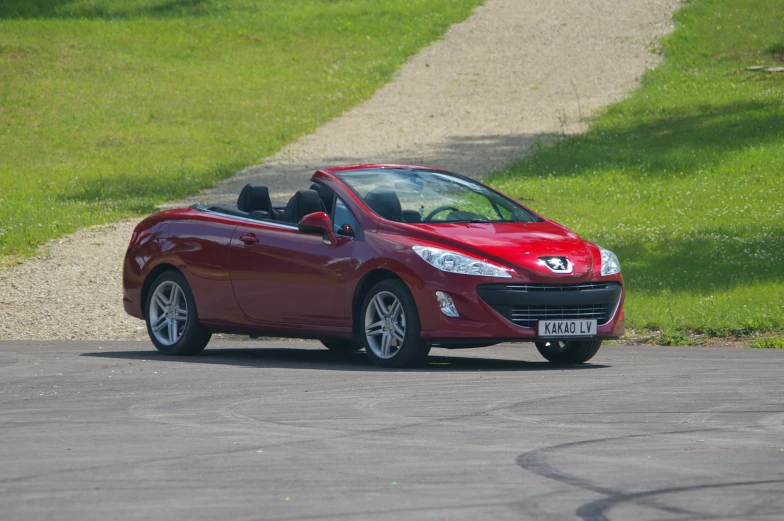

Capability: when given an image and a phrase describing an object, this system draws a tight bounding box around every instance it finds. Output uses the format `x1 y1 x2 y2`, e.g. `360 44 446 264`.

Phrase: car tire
321 340 363 353
360 279 430 368
145 271 211 355
535 339 602 364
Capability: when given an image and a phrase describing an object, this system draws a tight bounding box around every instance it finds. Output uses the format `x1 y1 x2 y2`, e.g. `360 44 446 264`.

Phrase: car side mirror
338 223 355 238
297 211 338 247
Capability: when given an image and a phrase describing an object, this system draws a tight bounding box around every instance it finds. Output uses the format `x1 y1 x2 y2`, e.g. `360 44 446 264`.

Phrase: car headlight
598 246 621 276
412 246 512 278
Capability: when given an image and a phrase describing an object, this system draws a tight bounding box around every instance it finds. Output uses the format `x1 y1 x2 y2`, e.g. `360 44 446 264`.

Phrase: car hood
391 220 596 280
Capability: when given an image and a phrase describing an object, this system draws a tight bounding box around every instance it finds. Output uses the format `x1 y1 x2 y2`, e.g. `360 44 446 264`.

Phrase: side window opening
333 197 360 238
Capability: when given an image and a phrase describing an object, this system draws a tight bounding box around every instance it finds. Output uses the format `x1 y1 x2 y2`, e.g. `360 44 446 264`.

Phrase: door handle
240 233 259 245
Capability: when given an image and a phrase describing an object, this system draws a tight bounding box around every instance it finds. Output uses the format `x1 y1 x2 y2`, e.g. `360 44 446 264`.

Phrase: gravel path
0 0 679 340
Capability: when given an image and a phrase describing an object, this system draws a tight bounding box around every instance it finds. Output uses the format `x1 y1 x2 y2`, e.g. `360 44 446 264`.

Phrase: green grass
657 331 690 347
0 0 483 259
750 336 784 349
489 0 784 338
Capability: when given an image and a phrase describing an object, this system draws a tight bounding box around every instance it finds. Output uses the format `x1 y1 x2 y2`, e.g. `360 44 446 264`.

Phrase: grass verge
0 0 482 260
489 0 784 339
750 337 784 349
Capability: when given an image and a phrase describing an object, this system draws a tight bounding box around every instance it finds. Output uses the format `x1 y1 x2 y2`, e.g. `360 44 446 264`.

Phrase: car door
165 214 244 325
228 220 357 327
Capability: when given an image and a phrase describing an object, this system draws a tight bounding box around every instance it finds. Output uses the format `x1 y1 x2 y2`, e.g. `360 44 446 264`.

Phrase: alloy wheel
364 291 406 359
149 281 188 346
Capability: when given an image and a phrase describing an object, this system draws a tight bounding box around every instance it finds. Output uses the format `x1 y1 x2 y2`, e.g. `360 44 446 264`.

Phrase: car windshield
334 168 539 223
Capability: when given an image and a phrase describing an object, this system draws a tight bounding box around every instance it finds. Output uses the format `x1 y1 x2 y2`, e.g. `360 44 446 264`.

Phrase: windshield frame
333 167 542 224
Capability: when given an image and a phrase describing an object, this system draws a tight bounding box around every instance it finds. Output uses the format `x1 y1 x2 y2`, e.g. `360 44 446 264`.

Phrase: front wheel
360 279 430 368
145 271 211 355
535 339 602 364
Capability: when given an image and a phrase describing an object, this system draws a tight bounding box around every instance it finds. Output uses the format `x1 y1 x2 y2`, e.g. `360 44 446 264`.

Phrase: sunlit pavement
1 340 782 521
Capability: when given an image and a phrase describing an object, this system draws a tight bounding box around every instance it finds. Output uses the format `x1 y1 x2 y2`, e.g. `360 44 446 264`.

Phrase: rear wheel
535 339 601 364
145 271 211 355
320 340 363 353
360 279 430 368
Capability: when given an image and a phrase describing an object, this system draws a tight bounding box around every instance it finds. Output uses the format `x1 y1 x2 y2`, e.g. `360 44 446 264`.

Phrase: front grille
476 281 622 330
510 304 609 328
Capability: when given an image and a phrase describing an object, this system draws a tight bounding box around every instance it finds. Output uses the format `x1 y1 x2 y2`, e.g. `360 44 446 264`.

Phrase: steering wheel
424 205 460 222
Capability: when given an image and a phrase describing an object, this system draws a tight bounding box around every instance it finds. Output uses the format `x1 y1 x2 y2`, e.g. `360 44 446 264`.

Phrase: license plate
537 319 597 338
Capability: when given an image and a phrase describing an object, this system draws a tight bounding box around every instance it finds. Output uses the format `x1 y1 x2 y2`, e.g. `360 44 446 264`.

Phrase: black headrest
309 183 336 213
283 189 326 223
401 209 422 223
365 186 403 222
237 184 273 213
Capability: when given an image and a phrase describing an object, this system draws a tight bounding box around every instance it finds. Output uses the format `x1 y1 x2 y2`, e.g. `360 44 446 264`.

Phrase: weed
657 331 690 346
749 337 784 349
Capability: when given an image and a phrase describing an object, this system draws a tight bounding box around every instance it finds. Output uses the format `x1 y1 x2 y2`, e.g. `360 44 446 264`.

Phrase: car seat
309 183 336 214
282 189 326 224
237 184 278 219
364 186 403 222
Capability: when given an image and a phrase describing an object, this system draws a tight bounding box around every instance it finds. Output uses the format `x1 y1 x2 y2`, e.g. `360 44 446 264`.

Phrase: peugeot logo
539 256 573 274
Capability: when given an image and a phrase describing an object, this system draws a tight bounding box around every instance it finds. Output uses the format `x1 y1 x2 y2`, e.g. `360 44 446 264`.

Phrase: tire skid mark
6 369 740 488
678 403 737 426
575 479 784 521
129 371 685 440
126 394 328 442
240 499 524 521
516 428 729 520
4 387 614 485
221 397 356 434
134 381 614 434
497 408 784 431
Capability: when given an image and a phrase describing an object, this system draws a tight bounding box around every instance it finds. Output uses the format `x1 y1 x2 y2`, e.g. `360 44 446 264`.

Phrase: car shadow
81 347 610 372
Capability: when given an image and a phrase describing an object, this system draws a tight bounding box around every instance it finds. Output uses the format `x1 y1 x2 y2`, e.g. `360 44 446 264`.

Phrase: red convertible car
123 165 624 367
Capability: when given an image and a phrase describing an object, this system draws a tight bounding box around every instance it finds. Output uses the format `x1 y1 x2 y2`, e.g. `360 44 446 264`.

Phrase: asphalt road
1 340 783 521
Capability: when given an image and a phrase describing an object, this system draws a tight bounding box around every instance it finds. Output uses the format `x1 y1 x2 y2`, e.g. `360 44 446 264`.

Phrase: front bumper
414 278 625 343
